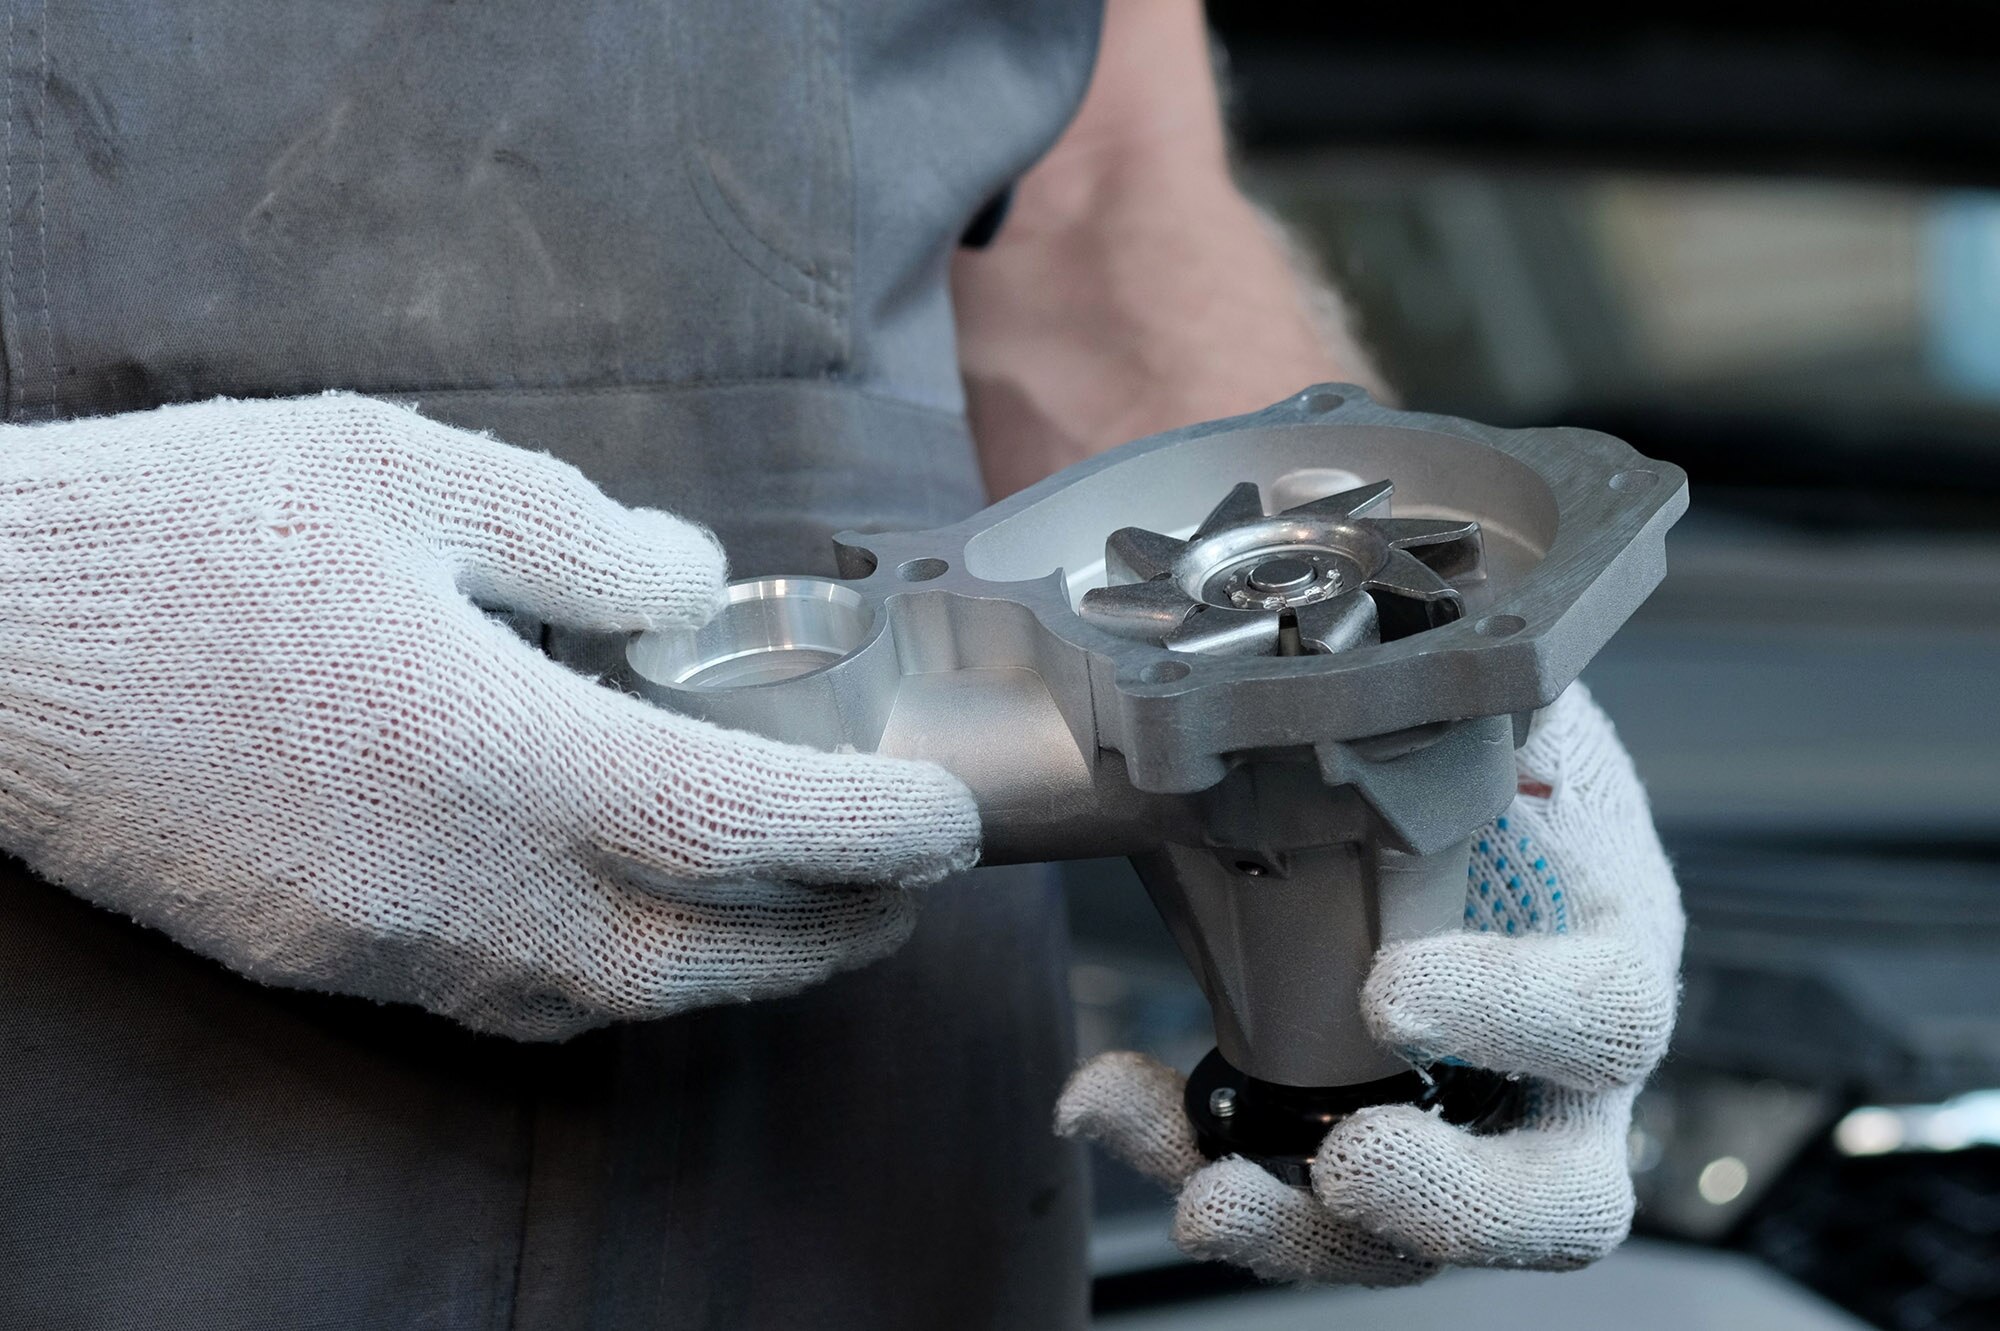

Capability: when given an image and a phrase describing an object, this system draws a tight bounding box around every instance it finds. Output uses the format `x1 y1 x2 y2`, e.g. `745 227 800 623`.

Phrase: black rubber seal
1184 1047 1525 1187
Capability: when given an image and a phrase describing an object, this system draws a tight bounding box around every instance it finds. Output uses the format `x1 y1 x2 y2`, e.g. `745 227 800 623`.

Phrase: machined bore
625 576 872 688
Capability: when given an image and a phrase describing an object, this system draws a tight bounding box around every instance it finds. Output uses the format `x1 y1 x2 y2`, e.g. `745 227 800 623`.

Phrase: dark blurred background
1076 7 2000 1328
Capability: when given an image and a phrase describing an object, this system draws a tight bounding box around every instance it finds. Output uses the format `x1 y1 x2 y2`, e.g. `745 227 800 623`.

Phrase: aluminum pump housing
619 385 1688 1181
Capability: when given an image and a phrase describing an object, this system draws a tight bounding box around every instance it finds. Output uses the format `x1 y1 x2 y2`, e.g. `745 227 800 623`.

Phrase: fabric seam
359 376 967 422
3 0 15 420
828 0 855 373
499 1101 538 1331
32 0 45 418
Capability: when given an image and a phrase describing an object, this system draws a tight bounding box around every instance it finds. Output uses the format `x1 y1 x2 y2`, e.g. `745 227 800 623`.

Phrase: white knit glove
1058 685 1681 1284
0 394 980 1039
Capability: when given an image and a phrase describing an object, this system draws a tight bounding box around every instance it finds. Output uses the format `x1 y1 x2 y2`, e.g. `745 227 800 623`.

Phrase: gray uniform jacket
0 2 1102 1327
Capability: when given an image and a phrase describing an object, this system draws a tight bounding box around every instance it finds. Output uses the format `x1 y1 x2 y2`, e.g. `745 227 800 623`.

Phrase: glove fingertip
1055 1051 1179 1134
1172 1156 1297 1270
1366 931 1677 1092
898 763 983 887
1176 1156 1441 1288
647 731 984 891
1055 1051 1203 1188
1313 1095 1639 1271
600 505 731 631
804 754 979 889
1310 1103 1464 1222
444 480 730 635
1360 934 1487 1055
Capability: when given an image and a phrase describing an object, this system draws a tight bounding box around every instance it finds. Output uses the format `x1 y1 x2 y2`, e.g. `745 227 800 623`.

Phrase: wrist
957 171 1365 487
951 0 1386 493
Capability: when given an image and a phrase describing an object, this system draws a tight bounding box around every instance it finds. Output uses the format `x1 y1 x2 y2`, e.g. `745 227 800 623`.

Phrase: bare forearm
951 0 1383 497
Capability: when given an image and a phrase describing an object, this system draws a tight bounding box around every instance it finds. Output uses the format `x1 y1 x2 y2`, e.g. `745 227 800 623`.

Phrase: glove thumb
396 403 728 632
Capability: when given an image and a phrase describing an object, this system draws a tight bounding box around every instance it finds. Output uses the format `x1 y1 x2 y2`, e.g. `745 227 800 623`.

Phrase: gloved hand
1057 684 1681 1284
0 394 979 1039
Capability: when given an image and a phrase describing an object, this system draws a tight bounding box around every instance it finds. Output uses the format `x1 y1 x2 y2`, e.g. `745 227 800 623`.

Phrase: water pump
620 385 1687 1183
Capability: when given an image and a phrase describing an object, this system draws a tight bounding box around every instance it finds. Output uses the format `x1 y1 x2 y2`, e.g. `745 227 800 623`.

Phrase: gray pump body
621 386 1687 1092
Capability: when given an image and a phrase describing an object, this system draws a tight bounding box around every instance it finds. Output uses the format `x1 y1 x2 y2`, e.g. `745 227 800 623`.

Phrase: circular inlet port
627 577 871 689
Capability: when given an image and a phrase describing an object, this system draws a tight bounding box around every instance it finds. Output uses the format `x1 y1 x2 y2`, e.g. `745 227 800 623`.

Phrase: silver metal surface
619 386 1686 1092
627 577 871 689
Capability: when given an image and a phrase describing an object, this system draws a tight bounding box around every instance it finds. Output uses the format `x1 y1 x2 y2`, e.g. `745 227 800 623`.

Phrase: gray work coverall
0 2 1102 1326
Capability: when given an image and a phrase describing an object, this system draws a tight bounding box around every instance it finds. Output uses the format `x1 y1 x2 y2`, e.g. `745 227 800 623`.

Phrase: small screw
1209 1087 1238 1119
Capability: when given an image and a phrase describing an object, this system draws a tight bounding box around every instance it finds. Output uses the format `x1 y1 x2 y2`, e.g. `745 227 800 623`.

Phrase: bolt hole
836 546 879 578
1301 391 1345 414
1138 660 1191 685
1609 469 1659 493
1475 614 1527 638
1234 860 1268 877
896 557 949 582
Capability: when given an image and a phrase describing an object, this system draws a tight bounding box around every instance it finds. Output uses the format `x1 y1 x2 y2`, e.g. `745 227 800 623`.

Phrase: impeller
1078 480 1484 657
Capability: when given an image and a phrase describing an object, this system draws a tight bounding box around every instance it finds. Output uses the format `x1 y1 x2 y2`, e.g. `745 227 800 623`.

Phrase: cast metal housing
622 385 1686 1094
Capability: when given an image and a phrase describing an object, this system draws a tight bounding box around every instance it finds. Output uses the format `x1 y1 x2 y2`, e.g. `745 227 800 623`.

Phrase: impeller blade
1079 579 1200 641
1368 516 1485 581
1292 591 1380 655
1364 548 1466 638
1365 547 1457 601
1162 605 1281 656
1105 527 1188 583
1283 479 1393 522
1192 482 1267 540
